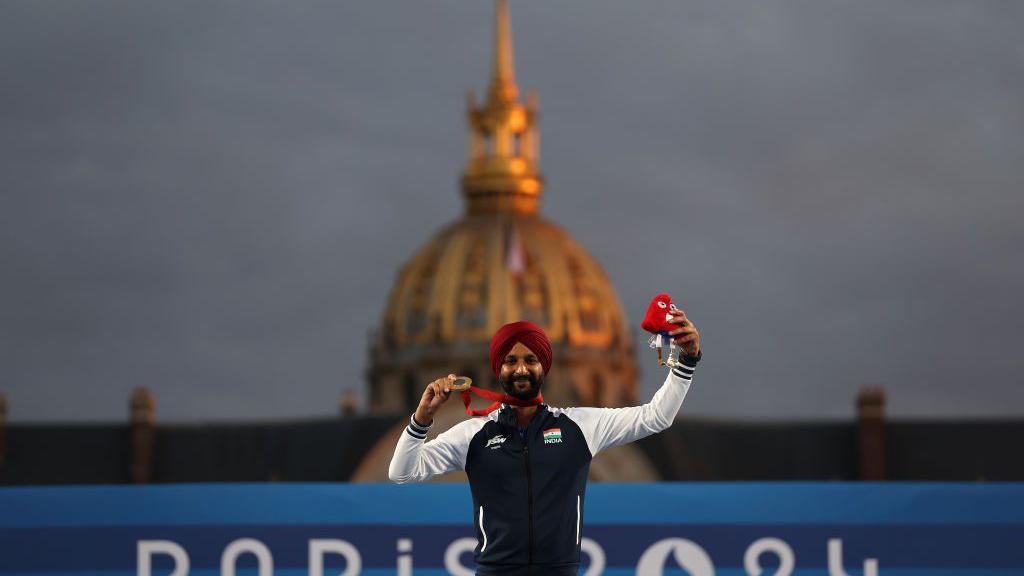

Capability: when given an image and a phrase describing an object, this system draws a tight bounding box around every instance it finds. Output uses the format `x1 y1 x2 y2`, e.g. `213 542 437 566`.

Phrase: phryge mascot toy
641 293 685 368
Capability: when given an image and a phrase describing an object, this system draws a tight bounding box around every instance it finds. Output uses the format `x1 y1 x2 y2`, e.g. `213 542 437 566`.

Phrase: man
389 312 701 575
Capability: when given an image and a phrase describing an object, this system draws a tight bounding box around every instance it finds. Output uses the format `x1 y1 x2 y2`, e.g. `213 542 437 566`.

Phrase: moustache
500 372 543 398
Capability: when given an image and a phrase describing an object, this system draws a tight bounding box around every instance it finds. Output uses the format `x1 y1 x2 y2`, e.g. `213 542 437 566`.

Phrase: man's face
498 341 545 399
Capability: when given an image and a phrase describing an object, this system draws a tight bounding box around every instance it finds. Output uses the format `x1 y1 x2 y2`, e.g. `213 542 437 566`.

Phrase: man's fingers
668 326 696 336
428 385 444 407
424 375 458 407
434 379 452 400
673 333 699 345
425 379 446 400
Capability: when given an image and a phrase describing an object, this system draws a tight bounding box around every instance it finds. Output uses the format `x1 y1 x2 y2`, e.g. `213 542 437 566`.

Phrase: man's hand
413 374 456 427
667 310 700 357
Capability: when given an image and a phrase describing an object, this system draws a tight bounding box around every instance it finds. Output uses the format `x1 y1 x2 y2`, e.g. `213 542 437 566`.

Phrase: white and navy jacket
389 358 698 575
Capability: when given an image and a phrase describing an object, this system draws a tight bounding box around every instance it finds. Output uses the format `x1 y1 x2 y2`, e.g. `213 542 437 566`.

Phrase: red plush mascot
641 293 682 367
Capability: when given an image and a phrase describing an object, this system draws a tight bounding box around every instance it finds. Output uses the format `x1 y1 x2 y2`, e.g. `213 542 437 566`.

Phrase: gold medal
450 376 473 392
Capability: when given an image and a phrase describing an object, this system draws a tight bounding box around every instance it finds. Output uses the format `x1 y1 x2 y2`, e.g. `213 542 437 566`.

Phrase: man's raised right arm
388 374 478 483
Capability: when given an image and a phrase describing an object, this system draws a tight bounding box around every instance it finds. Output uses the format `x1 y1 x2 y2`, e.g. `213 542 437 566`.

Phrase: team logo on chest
486 435 507 449
543 428 563 444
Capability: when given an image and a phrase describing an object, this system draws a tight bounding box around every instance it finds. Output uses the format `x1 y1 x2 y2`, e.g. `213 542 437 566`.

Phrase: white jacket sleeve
388 414 487 484
563 361 696 457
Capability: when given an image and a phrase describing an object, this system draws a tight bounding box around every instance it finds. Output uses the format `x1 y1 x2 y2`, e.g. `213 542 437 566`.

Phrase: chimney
857 386 886 480
130 388 156 484
339 389 358 417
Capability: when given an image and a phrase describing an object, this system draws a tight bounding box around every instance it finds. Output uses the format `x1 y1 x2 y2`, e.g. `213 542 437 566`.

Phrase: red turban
489 321 553 377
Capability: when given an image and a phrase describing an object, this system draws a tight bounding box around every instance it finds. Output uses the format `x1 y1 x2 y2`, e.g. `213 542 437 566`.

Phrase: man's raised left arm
564 309 701 456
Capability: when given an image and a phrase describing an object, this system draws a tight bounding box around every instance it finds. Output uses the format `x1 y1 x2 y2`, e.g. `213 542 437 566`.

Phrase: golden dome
381 214 631 349
366 0 637 413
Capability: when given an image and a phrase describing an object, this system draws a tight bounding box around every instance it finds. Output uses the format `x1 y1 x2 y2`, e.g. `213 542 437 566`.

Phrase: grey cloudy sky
2 1 1022 423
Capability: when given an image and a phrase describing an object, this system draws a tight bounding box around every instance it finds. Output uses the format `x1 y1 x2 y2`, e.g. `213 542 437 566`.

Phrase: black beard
499 372 543 400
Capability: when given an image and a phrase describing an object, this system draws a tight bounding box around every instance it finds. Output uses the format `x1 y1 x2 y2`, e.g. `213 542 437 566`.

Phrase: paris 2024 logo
138 535 879 575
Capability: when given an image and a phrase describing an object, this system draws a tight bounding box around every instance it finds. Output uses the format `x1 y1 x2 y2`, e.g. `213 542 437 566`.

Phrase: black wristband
410 413 432 432
681 349 702 367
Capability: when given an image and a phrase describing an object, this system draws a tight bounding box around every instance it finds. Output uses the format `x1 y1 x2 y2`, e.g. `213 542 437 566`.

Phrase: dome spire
461 0 544 215
489 0 518 104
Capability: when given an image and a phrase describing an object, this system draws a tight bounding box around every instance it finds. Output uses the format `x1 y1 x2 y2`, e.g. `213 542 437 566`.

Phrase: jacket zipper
479 505 488 552
523 442 535 564
576 494 581 545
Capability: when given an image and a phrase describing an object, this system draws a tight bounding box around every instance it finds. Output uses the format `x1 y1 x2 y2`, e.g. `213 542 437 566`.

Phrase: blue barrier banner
1 483 1022 575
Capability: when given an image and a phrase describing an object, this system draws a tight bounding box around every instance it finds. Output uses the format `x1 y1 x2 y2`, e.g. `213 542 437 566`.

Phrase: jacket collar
497 403 548 428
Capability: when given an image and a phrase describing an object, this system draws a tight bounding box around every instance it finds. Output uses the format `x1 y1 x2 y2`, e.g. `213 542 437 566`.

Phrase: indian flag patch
543 428 563 444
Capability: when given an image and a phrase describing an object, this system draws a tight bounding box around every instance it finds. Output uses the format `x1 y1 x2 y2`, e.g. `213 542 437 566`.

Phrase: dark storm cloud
1 1 1022 422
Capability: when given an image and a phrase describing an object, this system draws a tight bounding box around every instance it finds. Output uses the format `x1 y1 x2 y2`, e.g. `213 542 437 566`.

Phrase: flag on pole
506 224 525 276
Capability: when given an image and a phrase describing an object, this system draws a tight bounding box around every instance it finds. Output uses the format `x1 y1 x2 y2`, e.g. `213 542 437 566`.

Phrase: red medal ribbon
460 387 543 416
